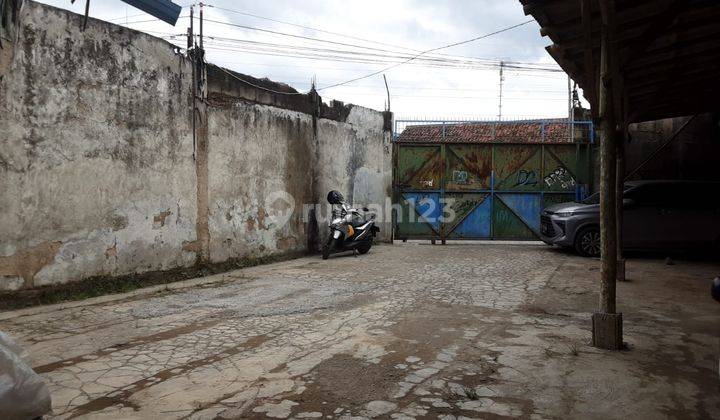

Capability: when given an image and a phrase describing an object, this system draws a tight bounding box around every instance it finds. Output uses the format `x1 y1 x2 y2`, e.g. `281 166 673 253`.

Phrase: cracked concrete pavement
1 242 719 419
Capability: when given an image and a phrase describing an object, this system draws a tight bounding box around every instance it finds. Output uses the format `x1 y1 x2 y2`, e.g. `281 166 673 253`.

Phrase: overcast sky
38 0 587 122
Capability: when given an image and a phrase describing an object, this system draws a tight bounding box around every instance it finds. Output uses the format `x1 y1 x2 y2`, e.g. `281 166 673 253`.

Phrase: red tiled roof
397 121 583 143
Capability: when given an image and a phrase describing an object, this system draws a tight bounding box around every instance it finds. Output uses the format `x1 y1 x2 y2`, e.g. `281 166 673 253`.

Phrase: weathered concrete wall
0 1 197 291
206 99 393 258
316 106 393 243
0 1 392 291
206 66 393 254
207 103 316 262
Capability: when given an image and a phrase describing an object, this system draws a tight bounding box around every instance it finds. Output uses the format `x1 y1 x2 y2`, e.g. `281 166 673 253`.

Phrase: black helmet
327 190 345 204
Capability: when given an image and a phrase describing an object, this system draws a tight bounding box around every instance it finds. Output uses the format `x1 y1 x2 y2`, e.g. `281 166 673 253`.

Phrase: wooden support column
592 0 623 350
616 133 626 282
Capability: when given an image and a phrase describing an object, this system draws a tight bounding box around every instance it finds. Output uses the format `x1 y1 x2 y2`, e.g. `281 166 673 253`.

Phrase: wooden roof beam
580 0 597 116
552 19 720 58
627 50 720 73
629 97 720 122
537 0 680 42
626 41 720 70
559 22 720 71
625 62 720 88
545 2 720 52
629 83 720 102
618 0 684 70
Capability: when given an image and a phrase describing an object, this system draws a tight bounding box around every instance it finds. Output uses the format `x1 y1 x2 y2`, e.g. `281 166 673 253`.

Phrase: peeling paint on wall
152 210 173 229
0 1 392 291
0 241 62 288
1 1 198 290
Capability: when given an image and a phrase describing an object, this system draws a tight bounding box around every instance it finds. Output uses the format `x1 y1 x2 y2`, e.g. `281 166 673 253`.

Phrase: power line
163 37 568 88
171 38 515 72
200 18 539 94
112 6 560 76
200 17 428 58
197 18 552 74
316 20 536 91
121 6 560 74
125 11 560 77
203 58 569 87
262 92 569 100
197 36 561 72
197 43 500 71
207 5 432 54
205 5 547 68
199 42 558 73
256 82 569 94
164 10 554 99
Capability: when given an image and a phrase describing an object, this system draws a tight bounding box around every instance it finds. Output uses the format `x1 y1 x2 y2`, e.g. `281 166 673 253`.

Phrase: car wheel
575 226 601 258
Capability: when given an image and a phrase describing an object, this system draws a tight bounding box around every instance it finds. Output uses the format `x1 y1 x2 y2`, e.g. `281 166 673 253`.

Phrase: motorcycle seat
351 220 368 228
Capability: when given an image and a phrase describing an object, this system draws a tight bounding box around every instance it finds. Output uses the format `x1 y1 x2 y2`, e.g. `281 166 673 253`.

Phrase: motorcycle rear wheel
358 241 372 254
322 235 335 260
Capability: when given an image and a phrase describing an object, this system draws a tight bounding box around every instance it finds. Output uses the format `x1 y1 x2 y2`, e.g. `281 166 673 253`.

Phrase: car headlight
555 211 575 217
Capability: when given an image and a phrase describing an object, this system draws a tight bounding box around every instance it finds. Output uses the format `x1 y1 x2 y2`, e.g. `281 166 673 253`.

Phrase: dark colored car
540 180 720 257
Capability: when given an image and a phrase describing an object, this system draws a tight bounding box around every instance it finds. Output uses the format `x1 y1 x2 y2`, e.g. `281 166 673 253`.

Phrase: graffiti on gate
452 170 469 184
513 169 538 187
452 198 477 219
544 167 576 189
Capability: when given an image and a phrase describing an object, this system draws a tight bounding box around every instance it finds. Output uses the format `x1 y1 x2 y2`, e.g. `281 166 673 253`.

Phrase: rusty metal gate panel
396 146 443 239
394 123 593 241
443 145 494 239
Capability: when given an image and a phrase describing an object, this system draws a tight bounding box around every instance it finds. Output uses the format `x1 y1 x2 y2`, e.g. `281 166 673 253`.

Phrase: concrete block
592 312 623 350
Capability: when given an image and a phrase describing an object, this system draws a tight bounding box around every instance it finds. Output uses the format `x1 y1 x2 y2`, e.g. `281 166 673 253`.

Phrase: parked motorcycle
322 190 379 259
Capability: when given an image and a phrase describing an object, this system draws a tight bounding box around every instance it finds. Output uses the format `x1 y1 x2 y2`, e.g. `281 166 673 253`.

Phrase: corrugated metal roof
520 0 720 123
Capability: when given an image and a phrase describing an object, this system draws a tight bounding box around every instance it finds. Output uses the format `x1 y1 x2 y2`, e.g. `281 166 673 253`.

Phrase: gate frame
393 119 595 242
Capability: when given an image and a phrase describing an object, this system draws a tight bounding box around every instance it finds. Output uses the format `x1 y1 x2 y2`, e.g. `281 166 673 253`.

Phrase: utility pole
383 74 391 112
568 75 573 141
199 1 204 50
189 5 195 159
187 3 210 265
568 75 572 120
570 81 577 141
498 61 505 121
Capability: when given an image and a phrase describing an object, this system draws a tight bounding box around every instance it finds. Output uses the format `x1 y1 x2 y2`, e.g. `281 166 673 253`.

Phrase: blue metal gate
393 120 594 241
